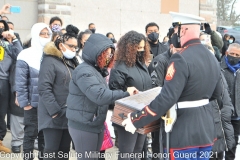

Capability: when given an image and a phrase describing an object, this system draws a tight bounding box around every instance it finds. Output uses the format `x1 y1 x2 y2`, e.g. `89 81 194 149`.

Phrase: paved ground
1 130 240 160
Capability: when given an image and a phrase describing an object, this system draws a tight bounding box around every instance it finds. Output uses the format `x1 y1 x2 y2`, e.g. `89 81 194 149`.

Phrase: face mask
100 66 109 77
227 55 240 65
229 40 233 44
51 25 61 32
62 44 76 59
171 33 181 48
9 29 14 36
201 40 206 45
90 29 96 34
136 51 145 60
39 37 51 47
148 32 159 43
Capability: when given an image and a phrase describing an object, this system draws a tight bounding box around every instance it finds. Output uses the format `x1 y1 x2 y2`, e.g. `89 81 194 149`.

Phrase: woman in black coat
38 25 79 160
109 31 152 160
66 33 137 160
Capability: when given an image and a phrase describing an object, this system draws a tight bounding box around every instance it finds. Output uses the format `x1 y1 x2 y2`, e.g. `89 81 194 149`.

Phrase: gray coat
0 39 22 80
38 42 76 131
66 34 129 133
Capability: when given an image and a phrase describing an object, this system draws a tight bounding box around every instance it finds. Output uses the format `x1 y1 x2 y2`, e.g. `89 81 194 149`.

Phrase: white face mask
62 44 76 59
39 37 51 47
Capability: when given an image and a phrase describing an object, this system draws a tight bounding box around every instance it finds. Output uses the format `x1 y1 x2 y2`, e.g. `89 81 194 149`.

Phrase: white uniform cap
169 12 205 25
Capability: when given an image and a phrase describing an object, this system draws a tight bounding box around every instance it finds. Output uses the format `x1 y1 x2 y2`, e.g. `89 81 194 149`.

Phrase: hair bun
66 24 79 37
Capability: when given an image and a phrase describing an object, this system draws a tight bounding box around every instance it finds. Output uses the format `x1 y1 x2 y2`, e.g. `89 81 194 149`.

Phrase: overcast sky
235 0 240 14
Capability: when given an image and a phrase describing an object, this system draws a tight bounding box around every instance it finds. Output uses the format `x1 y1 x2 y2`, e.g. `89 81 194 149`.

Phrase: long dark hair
115 31 150 67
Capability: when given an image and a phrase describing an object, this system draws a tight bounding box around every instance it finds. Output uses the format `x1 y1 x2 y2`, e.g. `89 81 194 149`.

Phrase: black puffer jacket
38 42 76 131
66 34 129 133
109 60 152 93
212 72 235 152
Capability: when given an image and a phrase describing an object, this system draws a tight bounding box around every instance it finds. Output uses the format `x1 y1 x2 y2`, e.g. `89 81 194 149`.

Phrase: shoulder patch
165 62 175 81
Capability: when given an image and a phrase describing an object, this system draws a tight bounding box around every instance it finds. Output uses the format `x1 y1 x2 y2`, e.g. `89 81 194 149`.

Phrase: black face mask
90 29 96 34
110 38 116 43
147 32 159 43
136 51 145 61
227 55 240 65
100 66 109 77
95 66 109 77
171 33 181 48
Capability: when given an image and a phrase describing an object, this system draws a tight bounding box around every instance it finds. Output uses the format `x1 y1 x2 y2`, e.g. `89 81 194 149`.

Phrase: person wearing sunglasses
16 23 52 160
38 24 79 160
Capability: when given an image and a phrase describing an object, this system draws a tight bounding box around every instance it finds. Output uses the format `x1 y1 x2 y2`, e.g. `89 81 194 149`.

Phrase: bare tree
217 0 240 26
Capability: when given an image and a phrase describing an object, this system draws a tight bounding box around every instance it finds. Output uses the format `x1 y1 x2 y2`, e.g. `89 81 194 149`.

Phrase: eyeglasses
64 43 79 51
39 32 51 36
106 52 113 58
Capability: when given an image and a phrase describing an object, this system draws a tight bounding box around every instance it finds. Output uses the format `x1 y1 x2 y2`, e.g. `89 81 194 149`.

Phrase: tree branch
230 0 237 20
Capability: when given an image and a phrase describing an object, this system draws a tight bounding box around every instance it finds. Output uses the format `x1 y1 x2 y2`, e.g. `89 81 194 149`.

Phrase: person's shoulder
113 61 129 71
17 47 32 61
74 62 95 76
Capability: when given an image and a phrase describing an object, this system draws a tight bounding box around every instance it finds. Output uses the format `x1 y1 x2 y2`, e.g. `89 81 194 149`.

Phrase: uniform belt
177 99 209 109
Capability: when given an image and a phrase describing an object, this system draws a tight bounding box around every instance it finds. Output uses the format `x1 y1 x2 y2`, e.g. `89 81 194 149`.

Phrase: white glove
122 113 136 134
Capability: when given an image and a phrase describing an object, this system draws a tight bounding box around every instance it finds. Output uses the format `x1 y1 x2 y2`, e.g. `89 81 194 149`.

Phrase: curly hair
115 31 150 67
97 48 115 69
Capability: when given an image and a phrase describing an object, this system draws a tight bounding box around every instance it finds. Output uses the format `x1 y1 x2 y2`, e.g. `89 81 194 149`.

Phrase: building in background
0 0 217 42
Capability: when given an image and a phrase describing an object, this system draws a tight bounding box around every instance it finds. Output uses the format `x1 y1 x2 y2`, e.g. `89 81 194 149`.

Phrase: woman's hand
127 87 139 96
24 105 32 110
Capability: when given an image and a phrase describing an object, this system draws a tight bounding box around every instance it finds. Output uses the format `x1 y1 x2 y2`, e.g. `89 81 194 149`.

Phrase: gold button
142 111 145 114
135 114 137 117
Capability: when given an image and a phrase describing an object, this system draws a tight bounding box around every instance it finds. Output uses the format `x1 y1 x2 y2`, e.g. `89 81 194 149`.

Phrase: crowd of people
0 3 240 160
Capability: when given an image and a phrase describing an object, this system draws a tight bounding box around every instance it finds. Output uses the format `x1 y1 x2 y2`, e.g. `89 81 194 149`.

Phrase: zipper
216 78 228 151
235 69 240 117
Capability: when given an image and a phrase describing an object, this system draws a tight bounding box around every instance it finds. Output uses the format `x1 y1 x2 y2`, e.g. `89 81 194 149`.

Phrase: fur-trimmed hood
43 42 63 58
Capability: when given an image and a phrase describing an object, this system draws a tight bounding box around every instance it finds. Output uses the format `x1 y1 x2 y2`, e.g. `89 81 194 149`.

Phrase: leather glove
204 23 212 34
122 113 136 134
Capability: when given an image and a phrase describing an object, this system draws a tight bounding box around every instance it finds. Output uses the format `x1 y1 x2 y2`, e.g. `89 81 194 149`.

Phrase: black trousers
43 128 71 160
225 119 240 160
0 79 10 141
23 108 44 160
116 125 146 160
69 127 104 160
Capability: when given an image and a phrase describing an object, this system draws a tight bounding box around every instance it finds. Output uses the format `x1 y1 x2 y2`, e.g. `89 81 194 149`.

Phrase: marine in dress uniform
122 12 222 160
